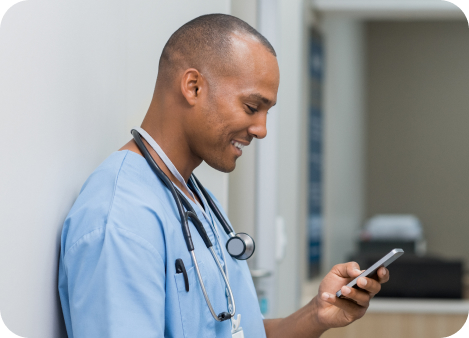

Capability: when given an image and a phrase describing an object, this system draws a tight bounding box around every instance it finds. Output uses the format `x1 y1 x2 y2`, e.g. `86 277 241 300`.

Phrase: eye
246 105 258 114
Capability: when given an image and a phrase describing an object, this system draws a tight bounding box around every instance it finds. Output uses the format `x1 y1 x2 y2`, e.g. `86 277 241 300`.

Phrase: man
58 14 389 337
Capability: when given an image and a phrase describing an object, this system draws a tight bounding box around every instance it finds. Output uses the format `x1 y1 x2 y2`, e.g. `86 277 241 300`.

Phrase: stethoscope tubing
191 175 235 237
131 130 236 321
132 130 194 251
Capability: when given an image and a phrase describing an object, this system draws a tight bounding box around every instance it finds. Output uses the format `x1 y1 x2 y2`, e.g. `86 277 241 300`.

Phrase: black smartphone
336 248 404 299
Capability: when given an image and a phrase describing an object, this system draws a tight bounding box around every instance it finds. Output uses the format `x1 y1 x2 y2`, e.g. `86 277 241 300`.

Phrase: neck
140 101 202 183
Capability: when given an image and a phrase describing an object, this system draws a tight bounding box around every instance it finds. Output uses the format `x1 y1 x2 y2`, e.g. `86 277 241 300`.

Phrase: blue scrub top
58 150 266 338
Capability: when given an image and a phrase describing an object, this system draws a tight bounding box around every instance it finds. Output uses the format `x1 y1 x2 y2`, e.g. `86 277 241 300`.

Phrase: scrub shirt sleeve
61 223 165 338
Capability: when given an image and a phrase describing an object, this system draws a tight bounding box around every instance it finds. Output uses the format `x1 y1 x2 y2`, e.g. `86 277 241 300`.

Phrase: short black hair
158 14 276 82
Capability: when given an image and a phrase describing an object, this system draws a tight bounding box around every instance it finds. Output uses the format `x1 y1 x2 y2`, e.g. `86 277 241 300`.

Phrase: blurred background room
0 0 468 337
229 1 469 337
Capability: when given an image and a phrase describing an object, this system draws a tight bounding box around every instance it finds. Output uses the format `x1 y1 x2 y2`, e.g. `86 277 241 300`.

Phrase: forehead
223 34 279 104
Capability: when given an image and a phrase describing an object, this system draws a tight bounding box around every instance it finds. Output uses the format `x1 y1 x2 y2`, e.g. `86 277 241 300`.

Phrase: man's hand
312 262 390 330
264 261 389 338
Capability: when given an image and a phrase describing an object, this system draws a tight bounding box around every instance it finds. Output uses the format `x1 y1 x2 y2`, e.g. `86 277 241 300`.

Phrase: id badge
232 328 244 338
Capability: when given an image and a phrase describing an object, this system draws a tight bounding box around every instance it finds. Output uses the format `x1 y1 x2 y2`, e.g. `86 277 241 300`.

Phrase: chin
215 163 236 173
205 159 237 173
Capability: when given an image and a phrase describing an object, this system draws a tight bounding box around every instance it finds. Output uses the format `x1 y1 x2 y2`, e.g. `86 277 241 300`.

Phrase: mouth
231 140 247 156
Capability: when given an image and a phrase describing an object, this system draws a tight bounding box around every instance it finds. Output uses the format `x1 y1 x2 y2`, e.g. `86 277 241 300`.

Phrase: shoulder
62 151 130 242
61 150 170 259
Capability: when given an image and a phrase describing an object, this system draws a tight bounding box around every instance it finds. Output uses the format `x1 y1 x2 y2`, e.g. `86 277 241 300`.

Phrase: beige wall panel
366 21 469 266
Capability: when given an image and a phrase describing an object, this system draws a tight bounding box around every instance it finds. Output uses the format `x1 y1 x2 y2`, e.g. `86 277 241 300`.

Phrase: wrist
265 297 330 338
308 295 330 335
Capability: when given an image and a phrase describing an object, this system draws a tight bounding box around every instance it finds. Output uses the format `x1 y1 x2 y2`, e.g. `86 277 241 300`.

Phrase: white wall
253 0 281 319
321 16 367 272
0 1 229 336
273 0 308 317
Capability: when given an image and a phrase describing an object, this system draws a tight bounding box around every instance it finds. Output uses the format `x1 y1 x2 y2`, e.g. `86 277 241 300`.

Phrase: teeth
232 141 245 150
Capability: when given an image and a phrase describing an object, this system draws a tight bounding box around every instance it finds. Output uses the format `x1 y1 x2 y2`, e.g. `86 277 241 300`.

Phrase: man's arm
263 262 389 338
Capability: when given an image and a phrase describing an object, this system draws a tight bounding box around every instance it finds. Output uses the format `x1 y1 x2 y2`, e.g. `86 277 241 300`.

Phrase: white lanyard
132 127 243 336
133 128 194 198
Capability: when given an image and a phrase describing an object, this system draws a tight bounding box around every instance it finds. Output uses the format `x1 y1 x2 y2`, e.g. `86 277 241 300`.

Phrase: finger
340 286 371 307
333 262 364 279
356 276 381 296
321 292 367 320
377 267 390 283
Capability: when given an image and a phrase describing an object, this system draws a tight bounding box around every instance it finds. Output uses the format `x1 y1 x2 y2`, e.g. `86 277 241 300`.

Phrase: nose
248 113 267 140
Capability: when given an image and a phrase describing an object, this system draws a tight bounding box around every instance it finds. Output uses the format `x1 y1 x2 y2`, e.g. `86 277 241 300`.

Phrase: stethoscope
131 128 255 322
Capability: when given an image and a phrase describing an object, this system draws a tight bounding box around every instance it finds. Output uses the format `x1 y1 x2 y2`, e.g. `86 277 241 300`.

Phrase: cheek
204 107 229 139
201 96 245 150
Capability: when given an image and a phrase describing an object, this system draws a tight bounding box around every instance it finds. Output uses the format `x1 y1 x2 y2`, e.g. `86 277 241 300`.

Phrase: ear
180 68 204 106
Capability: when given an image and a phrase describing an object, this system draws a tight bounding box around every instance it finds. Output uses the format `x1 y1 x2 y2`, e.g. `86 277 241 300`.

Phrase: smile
231 140 245 150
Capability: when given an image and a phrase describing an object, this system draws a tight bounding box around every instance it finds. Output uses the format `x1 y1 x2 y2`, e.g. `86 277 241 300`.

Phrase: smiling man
58 14 389 338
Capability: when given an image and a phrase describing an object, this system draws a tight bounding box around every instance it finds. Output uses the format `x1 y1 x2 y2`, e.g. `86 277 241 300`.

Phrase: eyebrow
248 93 276 107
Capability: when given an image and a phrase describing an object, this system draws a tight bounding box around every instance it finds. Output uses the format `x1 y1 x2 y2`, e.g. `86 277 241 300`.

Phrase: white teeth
232 141 245 150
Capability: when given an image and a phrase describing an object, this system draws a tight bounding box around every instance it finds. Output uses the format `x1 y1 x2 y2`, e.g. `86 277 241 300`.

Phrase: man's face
188 35 280 173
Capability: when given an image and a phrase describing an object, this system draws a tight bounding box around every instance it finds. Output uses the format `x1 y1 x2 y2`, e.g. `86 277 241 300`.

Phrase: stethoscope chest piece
226 233 255 260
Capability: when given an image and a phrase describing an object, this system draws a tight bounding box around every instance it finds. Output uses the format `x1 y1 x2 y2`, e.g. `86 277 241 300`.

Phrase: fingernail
354 268 361 273
359 278 367 286
321 292 331 301
342 286 351 295
382 268 387 275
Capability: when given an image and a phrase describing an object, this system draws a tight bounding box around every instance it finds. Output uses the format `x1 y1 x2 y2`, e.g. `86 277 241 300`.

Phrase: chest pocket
175 260 224 338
